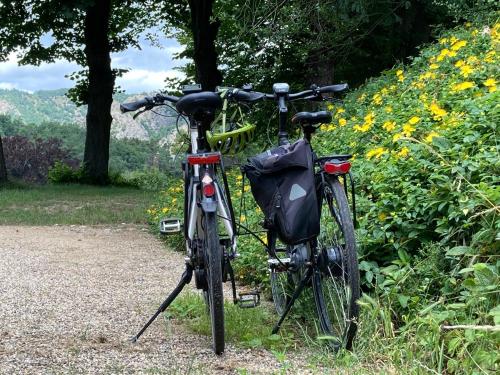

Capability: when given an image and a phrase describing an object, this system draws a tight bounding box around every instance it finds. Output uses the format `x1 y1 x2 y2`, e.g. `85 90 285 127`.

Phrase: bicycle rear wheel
203 212 225 354
313 177 360 350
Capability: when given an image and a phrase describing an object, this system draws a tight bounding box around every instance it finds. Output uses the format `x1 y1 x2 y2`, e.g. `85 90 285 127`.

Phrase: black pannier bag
242 139 320 245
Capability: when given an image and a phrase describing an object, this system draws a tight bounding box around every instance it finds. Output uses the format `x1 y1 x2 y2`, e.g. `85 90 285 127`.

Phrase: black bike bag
242 139 320 245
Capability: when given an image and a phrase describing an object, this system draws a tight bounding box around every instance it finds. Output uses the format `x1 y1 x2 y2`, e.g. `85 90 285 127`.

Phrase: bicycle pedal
159 218 182 235
268 257 290 272
238 291 260 308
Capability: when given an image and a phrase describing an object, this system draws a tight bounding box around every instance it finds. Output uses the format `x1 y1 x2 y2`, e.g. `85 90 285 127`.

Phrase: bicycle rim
203 212 225 354
313 177 360 350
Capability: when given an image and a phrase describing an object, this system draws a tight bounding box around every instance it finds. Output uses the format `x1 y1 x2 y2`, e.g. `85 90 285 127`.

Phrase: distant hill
0 88 180 140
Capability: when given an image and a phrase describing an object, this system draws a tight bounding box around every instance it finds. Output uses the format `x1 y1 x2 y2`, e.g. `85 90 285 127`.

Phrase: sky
0 34 187 94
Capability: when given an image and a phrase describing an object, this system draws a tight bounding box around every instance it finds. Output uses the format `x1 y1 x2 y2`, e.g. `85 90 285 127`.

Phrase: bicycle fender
201 197 218 213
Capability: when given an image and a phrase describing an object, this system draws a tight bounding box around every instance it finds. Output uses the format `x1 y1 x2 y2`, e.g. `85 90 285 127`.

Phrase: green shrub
48 161 83 184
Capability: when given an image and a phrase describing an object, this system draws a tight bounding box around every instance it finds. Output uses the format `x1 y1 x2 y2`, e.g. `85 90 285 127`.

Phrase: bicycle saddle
291 111 332 126
176 91 223 116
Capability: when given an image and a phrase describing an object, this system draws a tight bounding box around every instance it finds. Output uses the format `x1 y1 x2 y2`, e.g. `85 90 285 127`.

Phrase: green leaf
397 294 410 308
446 246 472 256
488 305 500 325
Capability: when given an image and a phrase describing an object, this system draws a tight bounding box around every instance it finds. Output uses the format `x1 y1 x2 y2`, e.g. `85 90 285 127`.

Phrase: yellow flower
439 37 448 45
236 175 243 181
397 147 410 158
454 60 465 67
429 102 447 120
372 93 382 105
451 81 475 92
381 87 389 95
327 104 334 111
357 93 367 102
353 123 371 132
424 131 439 143
162 207 169 214
382 121 396 132
485 78 497 92
336 108 345 114
396 69 404 82
338 118 347 126
459 65 474 77
240 215 246 222
484 50 496 63
366 147 388 160
451 40 466 51
430 63 439 70
408 116 420 125
384 106 393 113
467 56 478 65
393 133 404 142
448 51 457 58
402 123 416 136
172 198 177 204
259 235 268 245
437 48 450 62
378 212 387 221
484 78 496 87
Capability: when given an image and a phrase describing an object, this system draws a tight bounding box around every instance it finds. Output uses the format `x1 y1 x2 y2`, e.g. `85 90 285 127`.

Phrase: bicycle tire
313 177 360 350
203 212 225 355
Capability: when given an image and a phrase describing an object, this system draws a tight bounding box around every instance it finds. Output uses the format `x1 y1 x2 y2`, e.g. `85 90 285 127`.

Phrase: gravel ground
0 225 314 374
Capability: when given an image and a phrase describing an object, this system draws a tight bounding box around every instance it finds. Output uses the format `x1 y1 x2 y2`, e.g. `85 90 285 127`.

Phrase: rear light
201 174 216 197
187 153 221 165
324 161 351 175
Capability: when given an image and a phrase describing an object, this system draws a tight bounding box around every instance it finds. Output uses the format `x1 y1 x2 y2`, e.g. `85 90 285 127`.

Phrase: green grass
166 292 309 352
0 183 155 225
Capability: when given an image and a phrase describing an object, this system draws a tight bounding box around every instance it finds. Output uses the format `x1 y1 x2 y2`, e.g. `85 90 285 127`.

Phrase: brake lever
133 107 150 120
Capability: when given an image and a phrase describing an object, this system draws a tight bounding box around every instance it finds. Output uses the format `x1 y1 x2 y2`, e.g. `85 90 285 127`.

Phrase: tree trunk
0 135 7 183
188 0 223 91
82 0 114 185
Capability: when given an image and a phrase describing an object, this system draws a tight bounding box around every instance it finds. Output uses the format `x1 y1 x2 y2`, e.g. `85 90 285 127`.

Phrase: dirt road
0 225 309 374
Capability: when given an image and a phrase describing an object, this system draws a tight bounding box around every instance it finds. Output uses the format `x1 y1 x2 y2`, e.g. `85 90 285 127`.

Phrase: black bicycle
228 83 360 350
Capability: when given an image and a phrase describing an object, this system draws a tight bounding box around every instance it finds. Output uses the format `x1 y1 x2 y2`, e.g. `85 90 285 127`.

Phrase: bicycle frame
183 116 237 266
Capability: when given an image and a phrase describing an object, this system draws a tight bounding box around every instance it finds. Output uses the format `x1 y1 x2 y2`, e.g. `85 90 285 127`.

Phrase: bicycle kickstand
271 267 313 334
130 263 193 343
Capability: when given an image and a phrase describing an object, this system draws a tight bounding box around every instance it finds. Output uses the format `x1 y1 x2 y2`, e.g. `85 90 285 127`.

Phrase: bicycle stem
277 95 289 146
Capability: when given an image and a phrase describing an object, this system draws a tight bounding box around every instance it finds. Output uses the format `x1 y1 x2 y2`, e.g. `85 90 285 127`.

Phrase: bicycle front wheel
203 212 225 354
313 177 360 350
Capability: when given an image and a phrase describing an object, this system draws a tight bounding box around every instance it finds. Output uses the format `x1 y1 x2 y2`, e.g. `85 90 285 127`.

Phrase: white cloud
0 82 17 90
116 68 185 93
0 32 187 93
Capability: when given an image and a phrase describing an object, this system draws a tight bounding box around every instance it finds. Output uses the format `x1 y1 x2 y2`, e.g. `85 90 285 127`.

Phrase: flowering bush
314 21 499 264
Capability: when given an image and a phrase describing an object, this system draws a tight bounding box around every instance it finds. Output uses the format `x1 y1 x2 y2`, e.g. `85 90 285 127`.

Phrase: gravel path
0 225 313 374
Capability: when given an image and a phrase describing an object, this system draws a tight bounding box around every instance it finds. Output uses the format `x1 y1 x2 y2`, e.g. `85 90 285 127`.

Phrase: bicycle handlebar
225 83 348 104
120 94 180 113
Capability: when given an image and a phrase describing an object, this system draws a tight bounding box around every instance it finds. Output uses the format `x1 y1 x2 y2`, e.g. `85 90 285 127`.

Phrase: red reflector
203 183 216 197
324 161 351 175
187 153 221 165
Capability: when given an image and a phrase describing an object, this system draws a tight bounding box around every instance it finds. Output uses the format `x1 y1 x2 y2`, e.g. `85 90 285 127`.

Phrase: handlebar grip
120 97 152 113
232 90 266 102
319 83 349 94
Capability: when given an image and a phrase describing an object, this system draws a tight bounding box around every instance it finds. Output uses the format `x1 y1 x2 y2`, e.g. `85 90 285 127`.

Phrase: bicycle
228 82 360 350
120 82 360 354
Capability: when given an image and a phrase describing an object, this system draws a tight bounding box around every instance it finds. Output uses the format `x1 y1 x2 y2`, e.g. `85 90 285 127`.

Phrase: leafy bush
48 161 83 184
3 136 79 183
